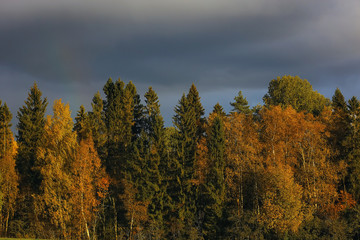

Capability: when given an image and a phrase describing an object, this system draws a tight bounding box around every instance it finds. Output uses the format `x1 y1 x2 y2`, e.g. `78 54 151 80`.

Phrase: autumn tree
223 112 264 238
34 99 77 239
70 137 109 240
260 106 344 222
0 102 18 237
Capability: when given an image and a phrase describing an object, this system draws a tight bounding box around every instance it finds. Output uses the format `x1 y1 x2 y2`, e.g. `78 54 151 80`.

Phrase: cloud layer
1 0 360 125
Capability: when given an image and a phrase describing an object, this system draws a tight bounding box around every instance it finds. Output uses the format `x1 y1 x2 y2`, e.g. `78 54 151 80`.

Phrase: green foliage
5 77 360 239
230 90 251 114
74 105 91 141
212 103 226 117
88 91 107 160
263 75 330 115
16 83 47 193
202 115 226 238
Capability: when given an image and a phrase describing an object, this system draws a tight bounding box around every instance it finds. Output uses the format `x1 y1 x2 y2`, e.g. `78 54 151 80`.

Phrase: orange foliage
70 137 109 239
0 137 18 236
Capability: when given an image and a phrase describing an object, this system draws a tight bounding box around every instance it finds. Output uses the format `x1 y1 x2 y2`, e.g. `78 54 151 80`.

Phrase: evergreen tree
16 83 48 193
126 81 144 140
330 88 351 165
212 103 226 117
230 90 251 114
200 115 226 238
187 84 205 140
144 87 166 235
103 78 135 238
171 93 198 238
74 105 91 141
88 91 107 160
344 97 360 201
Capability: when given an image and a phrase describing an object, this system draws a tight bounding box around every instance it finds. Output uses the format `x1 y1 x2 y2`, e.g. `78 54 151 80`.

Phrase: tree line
1 75 360 239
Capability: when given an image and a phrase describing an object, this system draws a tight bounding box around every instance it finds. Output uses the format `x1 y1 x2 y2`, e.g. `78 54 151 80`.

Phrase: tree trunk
81 192 91 240
112 197 118 240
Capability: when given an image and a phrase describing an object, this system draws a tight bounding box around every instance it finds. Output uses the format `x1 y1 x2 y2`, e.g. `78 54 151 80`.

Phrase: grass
0 238 47 240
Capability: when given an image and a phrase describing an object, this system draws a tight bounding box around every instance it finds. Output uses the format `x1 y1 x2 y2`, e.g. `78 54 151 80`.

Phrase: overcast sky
1 0 360 127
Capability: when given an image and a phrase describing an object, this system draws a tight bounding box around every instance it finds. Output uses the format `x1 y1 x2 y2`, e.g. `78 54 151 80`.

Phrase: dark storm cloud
1 0 360 125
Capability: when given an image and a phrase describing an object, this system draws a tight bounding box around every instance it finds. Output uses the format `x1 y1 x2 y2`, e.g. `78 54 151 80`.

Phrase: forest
1 75 360 239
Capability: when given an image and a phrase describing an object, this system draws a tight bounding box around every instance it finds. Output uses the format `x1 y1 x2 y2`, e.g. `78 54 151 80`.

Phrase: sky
1 0 360 127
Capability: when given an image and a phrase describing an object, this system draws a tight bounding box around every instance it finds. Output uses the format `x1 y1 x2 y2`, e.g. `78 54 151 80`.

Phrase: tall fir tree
330 88 351 165
344 97 360 201
103 78 135 238
212 103 226 117
171 92 199 238
144 87 166 236
16 83 48 193
88 91 107 160
14 84 47 236
187 84 205 140
74 105 91 141
126 81 144 140
199 114 226 239
230 91 251 114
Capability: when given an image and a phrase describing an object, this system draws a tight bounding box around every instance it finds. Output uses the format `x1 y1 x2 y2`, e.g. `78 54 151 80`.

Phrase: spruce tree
144 87 166 234
331 88 351 164
126 81 144 139
74 105 91 141
187 83 205 140
16 83 48 193
344 97 360 200
199 115 226 238
172 93 198 237
212 103 226 117
230 91 251 114
88 91 107 160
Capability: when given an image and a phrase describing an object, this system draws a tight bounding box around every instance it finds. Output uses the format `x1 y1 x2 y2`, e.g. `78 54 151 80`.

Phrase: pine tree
103 78 135 238
330 88 351 165
126 81 144 140
171 92 198 237
144 87 166 236
212 103 226 117
16 83 48 193
187 83 205 140
230 91 251 114
199 114 226 238
88 91 107 160
74 105 91 141
344 97 360 201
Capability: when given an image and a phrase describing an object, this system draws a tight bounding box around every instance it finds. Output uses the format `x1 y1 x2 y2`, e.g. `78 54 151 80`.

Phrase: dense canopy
0 75 359 239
